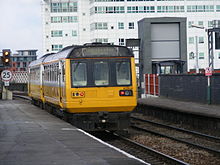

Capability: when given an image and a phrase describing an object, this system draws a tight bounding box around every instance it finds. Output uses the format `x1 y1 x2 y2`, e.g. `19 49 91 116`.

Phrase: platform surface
0 99 146 165
138 96 220 119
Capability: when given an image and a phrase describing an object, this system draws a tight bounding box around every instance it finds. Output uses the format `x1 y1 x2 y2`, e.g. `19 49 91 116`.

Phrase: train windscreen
71 59 131 88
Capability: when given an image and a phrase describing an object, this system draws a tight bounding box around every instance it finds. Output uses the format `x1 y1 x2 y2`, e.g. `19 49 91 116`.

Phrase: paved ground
138 96 220 119
0 99 147 165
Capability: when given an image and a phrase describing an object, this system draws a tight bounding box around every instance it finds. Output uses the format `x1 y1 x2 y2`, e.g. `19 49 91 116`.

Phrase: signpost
205 67 212 104
1 70 12 86
0 70 13 100
205 67 212 76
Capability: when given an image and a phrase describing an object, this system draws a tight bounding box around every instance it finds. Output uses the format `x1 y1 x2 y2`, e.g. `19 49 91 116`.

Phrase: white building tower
42 0 220 71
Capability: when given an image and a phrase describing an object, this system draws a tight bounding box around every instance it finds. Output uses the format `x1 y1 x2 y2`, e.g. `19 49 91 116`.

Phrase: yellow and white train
28 43 137 131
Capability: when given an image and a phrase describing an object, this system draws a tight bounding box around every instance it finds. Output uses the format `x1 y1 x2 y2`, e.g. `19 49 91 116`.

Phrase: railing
10 71 28 83
144 74 159 96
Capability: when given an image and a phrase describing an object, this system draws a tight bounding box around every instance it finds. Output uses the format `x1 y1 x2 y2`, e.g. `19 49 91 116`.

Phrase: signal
2 49 11 66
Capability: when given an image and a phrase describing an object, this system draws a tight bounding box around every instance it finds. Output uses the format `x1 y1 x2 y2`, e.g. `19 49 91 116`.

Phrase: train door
40 64 44 100
58 61 65 104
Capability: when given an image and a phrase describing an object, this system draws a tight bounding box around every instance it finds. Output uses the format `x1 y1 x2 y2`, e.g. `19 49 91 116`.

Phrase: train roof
29 44 133 67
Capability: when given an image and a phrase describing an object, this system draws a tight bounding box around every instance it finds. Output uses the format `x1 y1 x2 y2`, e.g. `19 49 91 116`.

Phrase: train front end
65 45 137 131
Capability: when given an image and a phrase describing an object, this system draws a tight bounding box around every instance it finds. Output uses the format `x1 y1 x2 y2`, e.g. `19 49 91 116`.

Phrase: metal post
207 76 211 104
195 36 199 73
153 74 156 96
207 30 214 70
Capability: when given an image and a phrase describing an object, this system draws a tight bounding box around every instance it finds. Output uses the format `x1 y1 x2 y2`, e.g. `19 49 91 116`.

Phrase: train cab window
72 62 87 86
116 61 131 85
94 61 109 86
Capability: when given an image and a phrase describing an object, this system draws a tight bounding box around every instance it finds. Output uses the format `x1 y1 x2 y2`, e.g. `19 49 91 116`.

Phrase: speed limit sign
1 70 13 81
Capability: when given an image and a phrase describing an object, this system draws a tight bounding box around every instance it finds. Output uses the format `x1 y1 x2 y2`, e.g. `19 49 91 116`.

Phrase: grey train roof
29 44 133 67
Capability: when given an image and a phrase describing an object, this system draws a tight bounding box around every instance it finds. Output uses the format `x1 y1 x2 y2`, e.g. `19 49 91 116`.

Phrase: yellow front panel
64 58 137 113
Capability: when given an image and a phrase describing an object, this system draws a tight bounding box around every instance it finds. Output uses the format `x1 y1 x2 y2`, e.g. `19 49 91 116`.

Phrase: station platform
138 96 220 119
0 99 147 165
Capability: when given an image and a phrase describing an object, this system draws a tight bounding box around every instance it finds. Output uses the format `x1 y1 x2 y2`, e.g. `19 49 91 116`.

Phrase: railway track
93 131 188 165
131 114 220 155
13 95 220 164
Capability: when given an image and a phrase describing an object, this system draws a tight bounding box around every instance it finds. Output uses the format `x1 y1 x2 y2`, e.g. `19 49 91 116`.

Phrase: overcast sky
0 0 42 56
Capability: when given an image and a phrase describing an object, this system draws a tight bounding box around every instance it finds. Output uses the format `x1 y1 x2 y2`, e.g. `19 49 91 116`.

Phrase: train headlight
119 90 133 96
72 91 85 98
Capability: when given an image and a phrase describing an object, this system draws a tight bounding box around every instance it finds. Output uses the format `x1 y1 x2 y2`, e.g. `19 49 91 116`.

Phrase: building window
157 6 184 13
189 37 194 44
92 38 108 43
187 5 214 12
51 2 77 13
118 22 124 29
189 52 195 59
93 6 125 14
198 21 203 26
217 5 220 12
128 6 155 13
188 21 195 28
119 38 125 45
208 21 213 27
51 30 63 37
52 45 63 51
199 52 205 59
128 22 134 29
72 30 77 37
51 16 78 23
90 22 108 30
199 37 204 43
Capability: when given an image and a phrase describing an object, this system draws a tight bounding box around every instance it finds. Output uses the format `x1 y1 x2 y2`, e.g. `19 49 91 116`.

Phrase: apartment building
42 0 220 71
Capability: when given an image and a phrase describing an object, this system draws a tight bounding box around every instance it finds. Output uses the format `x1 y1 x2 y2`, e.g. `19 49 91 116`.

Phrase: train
28 43 137 131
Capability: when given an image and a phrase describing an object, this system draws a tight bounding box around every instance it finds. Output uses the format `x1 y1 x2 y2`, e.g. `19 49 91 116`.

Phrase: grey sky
0 0 42 56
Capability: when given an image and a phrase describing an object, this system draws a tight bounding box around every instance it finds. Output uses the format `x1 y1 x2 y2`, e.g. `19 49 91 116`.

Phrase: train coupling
98 111 109 123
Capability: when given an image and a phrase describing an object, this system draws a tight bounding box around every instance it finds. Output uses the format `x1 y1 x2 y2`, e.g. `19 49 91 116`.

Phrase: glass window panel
116 61 131 85
199 52 205 59
72 62 87 86
94 61 109 85
199 37 204 43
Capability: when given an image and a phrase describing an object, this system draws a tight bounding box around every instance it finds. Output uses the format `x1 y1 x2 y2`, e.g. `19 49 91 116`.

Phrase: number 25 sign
1 70 13 81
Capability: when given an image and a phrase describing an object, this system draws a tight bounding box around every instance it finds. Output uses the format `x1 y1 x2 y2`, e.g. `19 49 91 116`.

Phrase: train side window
72 62 87 87
94 61 109 86
61 62 65 82
116 61 131 85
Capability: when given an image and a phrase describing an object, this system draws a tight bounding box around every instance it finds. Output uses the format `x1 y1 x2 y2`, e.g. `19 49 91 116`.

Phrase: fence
10 71 28 83
144 74 159 96
0 71 28 92
142 74 220 105
159 74 220 105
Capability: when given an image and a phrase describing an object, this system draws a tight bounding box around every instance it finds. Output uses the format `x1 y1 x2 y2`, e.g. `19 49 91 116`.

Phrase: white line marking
77 129 150 165
61 128 79 131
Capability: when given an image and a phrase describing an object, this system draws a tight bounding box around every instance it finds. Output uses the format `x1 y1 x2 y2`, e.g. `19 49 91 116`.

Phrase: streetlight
191 24 205 74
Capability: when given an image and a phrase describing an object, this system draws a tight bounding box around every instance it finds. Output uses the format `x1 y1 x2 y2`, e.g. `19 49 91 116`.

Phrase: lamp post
191 25 205 73
195 36 199 73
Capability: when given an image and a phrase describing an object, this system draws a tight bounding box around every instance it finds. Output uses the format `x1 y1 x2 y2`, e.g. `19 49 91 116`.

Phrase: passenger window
94 61 109 86
72 62 87 86
116 62 131 85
